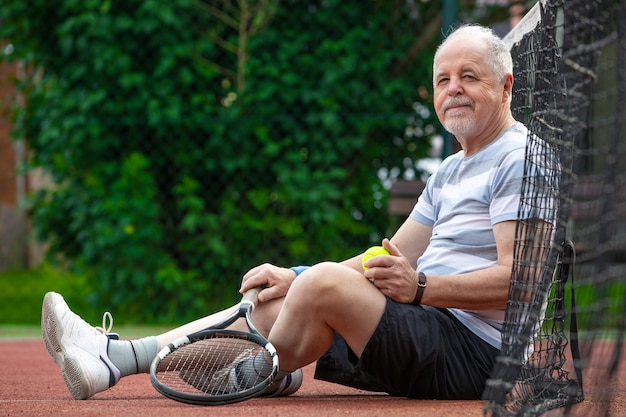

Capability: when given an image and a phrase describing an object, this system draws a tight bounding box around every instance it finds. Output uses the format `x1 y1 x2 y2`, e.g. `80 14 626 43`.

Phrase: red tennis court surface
1 339 623 416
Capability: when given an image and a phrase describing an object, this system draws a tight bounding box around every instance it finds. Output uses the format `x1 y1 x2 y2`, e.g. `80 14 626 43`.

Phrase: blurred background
0 0 527 325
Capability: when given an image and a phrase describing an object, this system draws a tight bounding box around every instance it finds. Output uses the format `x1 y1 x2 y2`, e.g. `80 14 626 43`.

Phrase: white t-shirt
410 123 529 349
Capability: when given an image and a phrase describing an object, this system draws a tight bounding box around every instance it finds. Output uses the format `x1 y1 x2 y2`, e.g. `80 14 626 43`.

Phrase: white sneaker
227 351 273 393
228 356 302 397
262 369 303 397
41 292 121 400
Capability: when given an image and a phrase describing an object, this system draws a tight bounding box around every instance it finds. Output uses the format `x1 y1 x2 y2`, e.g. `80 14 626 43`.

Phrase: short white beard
441 97 476 137
444 115 477 137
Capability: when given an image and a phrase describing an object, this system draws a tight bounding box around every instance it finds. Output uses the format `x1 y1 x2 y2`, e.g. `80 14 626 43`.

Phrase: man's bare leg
41 291 287 399
267 262 386 372
154 296 285 348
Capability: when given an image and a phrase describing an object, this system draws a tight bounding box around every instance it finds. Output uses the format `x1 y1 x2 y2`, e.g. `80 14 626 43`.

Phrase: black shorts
314 298 499 400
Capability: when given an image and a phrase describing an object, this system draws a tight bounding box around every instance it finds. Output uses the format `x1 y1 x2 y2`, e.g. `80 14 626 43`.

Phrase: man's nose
447 77 463 95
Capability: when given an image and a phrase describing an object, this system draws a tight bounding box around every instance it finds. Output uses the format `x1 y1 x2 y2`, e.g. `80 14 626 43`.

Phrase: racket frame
150 287 279 405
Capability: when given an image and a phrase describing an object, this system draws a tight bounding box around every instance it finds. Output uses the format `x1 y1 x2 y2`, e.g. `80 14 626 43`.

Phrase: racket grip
241 286 265 310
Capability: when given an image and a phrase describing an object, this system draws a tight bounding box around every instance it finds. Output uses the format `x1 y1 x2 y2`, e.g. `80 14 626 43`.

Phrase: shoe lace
95 311 114 334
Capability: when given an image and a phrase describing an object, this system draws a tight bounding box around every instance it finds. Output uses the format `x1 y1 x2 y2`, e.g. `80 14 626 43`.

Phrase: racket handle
240 286 265 311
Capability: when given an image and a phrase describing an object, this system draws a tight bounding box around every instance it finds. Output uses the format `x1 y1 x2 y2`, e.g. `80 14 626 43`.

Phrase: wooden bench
388 179 626 219
388 179 626 260
388 180 425 216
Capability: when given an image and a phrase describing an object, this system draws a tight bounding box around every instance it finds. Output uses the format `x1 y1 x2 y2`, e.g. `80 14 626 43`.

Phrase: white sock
107 336 159 376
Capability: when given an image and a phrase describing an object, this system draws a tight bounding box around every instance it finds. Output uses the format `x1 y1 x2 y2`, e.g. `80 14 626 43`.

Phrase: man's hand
240 263 296 303
363 238 420 304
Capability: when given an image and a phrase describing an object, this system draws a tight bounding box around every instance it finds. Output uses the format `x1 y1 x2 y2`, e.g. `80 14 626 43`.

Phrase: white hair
433 24 513 83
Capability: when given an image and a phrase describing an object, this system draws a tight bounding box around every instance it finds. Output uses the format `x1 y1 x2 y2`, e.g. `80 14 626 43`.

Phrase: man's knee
294 262 345 291
288 262 363 310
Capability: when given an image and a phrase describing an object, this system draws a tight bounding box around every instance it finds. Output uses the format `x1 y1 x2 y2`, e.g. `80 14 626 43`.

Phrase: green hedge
0 1 509 322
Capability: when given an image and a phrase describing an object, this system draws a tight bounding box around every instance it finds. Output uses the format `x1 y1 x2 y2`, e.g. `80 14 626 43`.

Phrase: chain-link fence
0 1 516 322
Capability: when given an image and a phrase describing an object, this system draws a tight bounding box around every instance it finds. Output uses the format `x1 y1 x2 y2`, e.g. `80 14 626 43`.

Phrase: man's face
433 38 508 141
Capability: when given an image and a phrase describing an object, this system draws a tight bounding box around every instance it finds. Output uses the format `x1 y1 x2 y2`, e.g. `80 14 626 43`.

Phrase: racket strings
154 335 273 396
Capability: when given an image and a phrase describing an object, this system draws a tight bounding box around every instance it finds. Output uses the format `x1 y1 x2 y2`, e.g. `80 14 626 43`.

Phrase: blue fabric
289 266 311 276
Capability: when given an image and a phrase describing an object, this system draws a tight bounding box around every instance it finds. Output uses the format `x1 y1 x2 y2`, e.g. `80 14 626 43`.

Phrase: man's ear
502 73 514 102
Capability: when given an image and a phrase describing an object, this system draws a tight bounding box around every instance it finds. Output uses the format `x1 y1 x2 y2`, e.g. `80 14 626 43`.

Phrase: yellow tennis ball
362 246 390 270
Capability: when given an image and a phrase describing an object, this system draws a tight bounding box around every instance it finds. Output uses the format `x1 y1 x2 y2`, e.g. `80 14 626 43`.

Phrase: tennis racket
150 286 279 405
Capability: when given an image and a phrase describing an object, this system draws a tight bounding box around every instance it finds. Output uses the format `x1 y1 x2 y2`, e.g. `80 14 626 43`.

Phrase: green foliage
0 0 445 322
0 264 179 336
0 263 95 325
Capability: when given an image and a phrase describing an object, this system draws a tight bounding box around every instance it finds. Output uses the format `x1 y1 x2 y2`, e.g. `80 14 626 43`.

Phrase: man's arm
364 218 515 310
418 220 515 310
389 217 433 268
339 215 433 272
241 215 433 301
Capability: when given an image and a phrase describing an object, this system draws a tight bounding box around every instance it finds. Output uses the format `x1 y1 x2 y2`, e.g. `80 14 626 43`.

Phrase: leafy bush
1 0 445 322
